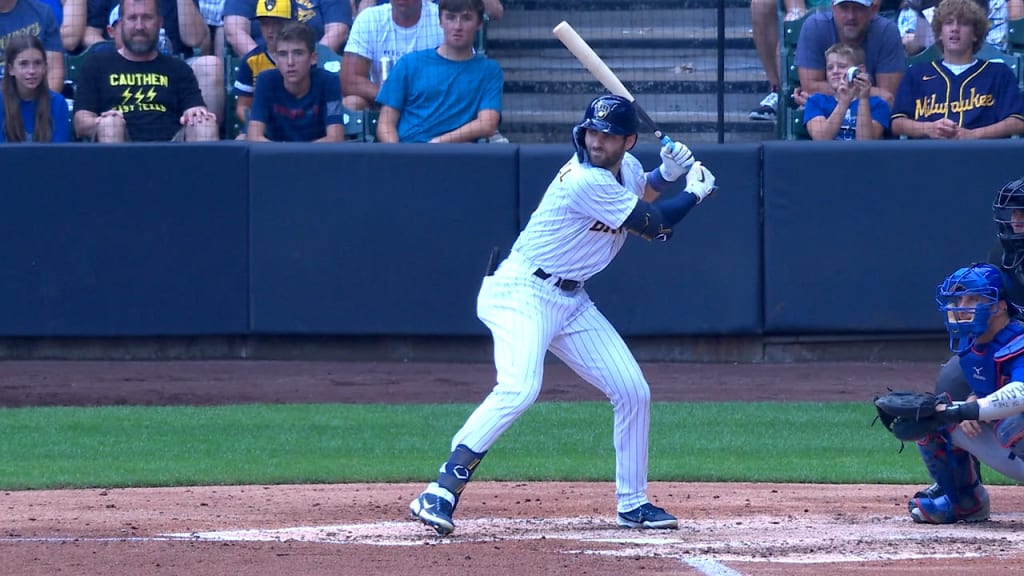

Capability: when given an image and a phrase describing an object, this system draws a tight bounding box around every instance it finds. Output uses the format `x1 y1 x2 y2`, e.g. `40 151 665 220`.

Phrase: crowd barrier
0 140 1017 338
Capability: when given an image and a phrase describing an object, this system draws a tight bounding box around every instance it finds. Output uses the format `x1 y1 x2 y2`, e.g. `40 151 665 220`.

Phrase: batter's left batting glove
658 141 695 182
684 161 717 203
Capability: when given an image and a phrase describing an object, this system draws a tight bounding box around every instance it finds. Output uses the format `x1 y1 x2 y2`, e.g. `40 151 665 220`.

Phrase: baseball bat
552 21 672 147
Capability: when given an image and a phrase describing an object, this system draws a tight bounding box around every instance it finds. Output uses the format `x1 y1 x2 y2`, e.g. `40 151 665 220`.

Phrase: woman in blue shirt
1 35 71 142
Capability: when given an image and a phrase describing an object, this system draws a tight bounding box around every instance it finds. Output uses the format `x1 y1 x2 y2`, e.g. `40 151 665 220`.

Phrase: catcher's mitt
873 391 949 442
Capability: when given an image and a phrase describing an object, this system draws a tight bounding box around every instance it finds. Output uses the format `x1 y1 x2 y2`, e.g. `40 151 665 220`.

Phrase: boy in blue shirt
247 20 343 142
804 42 891 140
375 0 502 143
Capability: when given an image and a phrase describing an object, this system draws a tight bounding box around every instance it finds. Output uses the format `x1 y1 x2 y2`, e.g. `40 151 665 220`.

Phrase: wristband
645 168 672 194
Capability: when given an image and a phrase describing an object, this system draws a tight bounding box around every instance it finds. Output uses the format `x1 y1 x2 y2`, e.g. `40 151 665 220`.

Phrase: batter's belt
533 268 582 292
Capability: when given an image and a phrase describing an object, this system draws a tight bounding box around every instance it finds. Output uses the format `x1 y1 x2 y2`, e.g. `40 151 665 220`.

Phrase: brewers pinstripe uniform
409 95 718 537
891 59 1024 129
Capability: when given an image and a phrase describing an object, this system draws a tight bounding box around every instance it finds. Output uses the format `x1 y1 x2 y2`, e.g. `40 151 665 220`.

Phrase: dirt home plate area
3 360 1024 575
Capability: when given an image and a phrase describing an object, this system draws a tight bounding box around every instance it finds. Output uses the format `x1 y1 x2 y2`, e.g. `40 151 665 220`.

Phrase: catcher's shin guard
913 432 989 522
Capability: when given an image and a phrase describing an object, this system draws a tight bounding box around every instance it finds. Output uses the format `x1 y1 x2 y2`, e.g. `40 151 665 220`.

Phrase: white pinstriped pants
451 252 652 512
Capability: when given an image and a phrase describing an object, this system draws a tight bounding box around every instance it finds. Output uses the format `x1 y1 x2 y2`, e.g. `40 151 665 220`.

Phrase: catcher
914 178 1024 504
876 263 1024 524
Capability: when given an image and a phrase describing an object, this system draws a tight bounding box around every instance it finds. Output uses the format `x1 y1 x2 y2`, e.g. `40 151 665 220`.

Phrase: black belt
533 268 581 292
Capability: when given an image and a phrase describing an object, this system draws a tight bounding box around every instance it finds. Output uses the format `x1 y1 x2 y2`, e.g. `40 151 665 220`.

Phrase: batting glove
658 141 694 182
684 161 717 203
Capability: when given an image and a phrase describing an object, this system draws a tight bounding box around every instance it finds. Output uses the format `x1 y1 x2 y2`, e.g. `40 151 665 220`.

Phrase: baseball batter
409 94 718 536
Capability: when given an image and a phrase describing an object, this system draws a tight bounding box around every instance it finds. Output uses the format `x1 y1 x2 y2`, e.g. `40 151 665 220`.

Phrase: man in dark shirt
73 0 218 141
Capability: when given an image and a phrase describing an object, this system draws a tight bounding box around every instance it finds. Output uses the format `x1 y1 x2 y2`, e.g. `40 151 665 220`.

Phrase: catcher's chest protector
961 323 1024 396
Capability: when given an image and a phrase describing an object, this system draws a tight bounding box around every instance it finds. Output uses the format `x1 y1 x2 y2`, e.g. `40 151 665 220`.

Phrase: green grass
0 401 994 490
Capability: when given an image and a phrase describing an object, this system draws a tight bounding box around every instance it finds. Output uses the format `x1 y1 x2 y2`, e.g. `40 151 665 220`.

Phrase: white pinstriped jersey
511 152 646 282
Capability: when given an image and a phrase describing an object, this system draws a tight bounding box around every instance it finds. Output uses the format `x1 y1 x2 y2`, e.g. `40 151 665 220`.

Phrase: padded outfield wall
0 140 1017 341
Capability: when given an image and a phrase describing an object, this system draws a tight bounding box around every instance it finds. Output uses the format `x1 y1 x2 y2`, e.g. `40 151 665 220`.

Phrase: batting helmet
573 95 639 162
993 177 1024 269
936 263 1007 353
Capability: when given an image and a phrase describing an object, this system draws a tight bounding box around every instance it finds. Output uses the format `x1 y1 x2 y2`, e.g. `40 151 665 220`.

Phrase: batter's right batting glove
658 141 695 182
684 162 717 203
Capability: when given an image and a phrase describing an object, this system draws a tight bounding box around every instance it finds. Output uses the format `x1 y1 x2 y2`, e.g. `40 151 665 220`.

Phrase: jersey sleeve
222 0 256 18
994 64 1024 120
890 64 922 120
233 50 260 96
565 163 641 229
39 4 62 53
803 93 829 121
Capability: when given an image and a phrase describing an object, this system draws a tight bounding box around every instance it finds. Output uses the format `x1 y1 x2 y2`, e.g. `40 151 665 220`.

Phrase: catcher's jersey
959 321 1024 396
891 59 1024 129
511 153 645 282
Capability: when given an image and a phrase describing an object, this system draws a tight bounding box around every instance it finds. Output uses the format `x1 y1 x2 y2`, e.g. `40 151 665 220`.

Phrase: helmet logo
594 101 611 120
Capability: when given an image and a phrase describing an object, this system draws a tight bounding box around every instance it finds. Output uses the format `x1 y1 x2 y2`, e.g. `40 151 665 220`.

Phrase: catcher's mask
936 263 1006 353
572 94 638 163
993 177 1024 270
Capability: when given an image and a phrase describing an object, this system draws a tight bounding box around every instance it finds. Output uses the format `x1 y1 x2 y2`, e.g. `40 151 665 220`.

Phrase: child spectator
247 20 343 141
0 34 71 141
891 0 1024 138
375 0 500 142
232 0 291 127
804 43 890 139
0 0 65 92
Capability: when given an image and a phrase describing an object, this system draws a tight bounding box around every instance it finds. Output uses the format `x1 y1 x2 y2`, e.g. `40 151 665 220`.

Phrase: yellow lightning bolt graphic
133 88 145 106
146 87 157 101
121 88 133 105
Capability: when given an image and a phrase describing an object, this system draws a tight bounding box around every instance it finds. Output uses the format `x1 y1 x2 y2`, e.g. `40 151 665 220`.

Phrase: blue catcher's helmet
572 95 639 162
993 177 1024 269
936 263 1007 353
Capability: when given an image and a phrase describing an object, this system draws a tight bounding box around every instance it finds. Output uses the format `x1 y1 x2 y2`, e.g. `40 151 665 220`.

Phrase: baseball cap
108 4 119 26
256 0 293 19
833 0 873 5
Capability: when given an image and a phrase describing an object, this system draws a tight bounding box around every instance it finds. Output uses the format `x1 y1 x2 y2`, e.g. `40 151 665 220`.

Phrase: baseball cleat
410 487 456 536
912 482 943 501
617 503 678 530
909 491 990 524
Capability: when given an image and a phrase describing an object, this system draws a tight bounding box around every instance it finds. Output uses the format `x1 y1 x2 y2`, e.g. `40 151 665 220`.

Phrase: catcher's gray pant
951 422 1024 481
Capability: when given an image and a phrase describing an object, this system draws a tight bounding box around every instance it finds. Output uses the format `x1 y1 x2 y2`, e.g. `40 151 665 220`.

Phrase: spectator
223 0 351 57
37 0 87 52
804 43 890 138
84 0 224 126
72 0 218 141
341 0 443 111
890 0 1024 138
232 0 291 128
196 0 223 56
375 0 500 142
749 0 831 121
899 0 1017 54
354 0 501 20
793 0 905 106
0 34 70 140
247 20 343 141
0 0 65 92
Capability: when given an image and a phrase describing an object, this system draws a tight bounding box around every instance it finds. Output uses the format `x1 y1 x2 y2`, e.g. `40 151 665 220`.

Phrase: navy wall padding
0 143 250 335
248 144 519 334
517 144 763 335
762 140 1024 334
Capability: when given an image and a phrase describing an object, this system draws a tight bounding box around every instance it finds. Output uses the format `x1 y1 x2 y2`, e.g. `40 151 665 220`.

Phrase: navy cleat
409 484 456 536
912 482 943 501
617 503 678 529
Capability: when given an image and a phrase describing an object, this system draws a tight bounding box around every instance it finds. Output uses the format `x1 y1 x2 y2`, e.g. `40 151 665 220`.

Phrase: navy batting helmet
993 177 1024 269
936 263 1007 353
573 95 639 162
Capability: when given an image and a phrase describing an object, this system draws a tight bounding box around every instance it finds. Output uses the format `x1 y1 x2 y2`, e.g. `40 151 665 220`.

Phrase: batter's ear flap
625 133 638 151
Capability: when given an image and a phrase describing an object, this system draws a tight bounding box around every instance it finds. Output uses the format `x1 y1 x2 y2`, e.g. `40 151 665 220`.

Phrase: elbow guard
622 193 700 242
623 200 673 241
